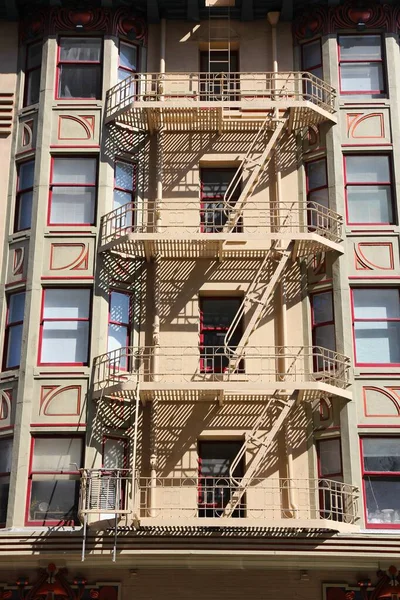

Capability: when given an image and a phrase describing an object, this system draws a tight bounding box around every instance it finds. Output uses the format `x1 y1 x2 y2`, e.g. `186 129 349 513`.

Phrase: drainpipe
150 454 158 518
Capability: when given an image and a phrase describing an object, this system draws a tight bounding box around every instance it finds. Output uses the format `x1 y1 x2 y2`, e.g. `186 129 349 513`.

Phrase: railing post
150 454 157 518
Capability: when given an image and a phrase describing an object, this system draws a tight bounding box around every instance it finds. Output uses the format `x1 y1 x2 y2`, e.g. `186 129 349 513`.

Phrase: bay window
305 158 329 229
27 436 82 525
57 37 102 99
118 41 138 82
24 41 42 106
15 160 35 232
107 290 131 369
362 437 400 527
113 160 135 230
352 288 400 365
3 291 25 370
0 438 12 525
310 290 336 370
49 157 97 225
345 155 394 224
338 35 384 96
39 288 91 365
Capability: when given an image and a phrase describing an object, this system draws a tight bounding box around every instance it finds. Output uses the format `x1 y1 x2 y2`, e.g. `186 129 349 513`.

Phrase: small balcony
105 72 337 133
79 470 359 533
99 200 343 260
92 345 352 403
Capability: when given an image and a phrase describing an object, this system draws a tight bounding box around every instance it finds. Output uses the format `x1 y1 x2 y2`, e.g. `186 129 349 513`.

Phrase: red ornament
345 592 355 600
68 11 93 27
389 566 398 576
348 9 372 24
90 591 99 598
121 18 137 35
48 564 57 573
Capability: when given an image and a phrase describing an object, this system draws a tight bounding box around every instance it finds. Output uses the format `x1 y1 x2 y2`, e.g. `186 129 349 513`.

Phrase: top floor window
338 35 384 96
118 41 138 82
57 37 102 99
301 39 323 79
24 42 42 106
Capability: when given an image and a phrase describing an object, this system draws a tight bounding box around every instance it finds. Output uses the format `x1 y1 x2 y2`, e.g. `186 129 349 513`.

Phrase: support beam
147 0 160 23
241 0 253 21
187 0 199 21
280 0 293 21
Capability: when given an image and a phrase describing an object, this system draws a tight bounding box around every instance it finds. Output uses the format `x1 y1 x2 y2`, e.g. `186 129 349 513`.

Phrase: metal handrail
100 200 343 247
92 345 351 393
105 71 336 120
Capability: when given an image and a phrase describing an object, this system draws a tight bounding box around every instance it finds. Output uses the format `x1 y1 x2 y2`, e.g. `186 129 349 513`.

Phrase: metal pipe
160 18 166 74
286 429 299 517
152 260 160 381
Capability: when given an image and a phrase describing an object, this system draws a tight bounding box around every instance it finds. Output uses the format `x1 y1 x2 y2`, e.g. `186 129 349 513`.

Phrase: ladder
208 4 232 101
224 240 294 373
223 391 299 517
222 118 286 233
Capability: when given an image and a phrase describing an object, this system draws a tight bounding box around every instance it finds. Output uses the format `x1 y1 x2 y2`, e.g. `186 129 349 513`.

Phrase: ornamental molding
19 7 147 44
294 1 400 42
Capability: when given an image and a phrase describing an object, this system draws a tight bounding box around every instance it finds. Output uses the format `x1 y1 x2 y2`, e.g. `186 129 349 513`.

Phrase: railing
139 476 358 525
100 200 343 247
79 468 132 516
92 345 351 394
105 71 336 120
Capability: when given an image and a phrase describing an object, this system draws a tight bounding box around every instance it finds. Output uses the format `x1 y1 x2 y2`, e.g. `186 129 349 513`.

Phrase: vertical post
150 454 158 518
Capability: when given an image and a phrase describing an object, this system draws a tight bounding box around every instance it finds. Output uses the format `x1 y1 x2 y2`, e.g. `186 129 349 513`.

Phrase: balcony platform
105 72 337 134
92 345 352 403
99 201 343 260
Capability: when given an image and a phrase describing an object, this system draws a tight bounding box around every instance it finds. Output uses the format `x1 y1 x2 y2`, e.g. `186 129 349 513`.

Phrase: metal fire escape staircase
223 391 299 517
217 115 298 517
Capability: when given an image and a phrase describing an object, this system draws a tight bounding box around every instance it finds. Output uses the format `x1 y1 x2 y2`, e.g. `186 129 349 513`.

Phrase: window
113 160 135 229
310 291 336 370
200 297 242 372
345 155 394 225
108 291 131 369
0 438 12 525
3 291 25 370
49 157 97 225
27 436 82 525
198 440 244 518
199 51 239 100
305 158 329 229
302 39 323 79
118 41 138 82
15 160 35 232
317 438 343 521
57 37 102 99
39 288 91 365
200 168 241 233
338 35 384 96
361 437 400 527
24 42 42 106
352 288 400 365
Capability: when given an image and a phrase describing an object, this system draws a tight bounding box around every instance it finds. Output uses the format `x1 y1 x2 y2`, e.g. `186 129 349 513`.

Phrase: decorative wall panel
341 109 391 145
43 237 94 278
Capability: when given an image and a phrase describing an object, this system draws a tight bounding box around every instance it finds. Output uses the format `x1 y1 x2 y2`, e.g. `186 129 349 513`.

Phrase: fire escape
79 12 358 557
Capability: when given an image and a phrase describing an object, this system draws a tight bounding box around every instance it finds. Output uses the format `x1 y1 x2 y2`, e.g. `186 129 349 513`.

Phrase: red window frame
118 40 139 81
23 41 42 107
310 290 336 371
56 36 103 100
338 34 385 96
301 38 323 77
351 287 400 367
26 435 83 526
199 296 242 373
0 437 12 527
360 436 400 530
48 156 98 226
317 438 343 480
344 154 394 226
38 287 92 367
15 160 35 232
3 291 25 371
107 289 132 371
305 157 329 229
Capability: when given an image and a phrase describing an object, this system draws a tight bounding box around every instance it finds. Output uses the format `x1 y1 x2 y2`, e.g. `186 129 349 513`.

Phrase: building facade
0 0 400 598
